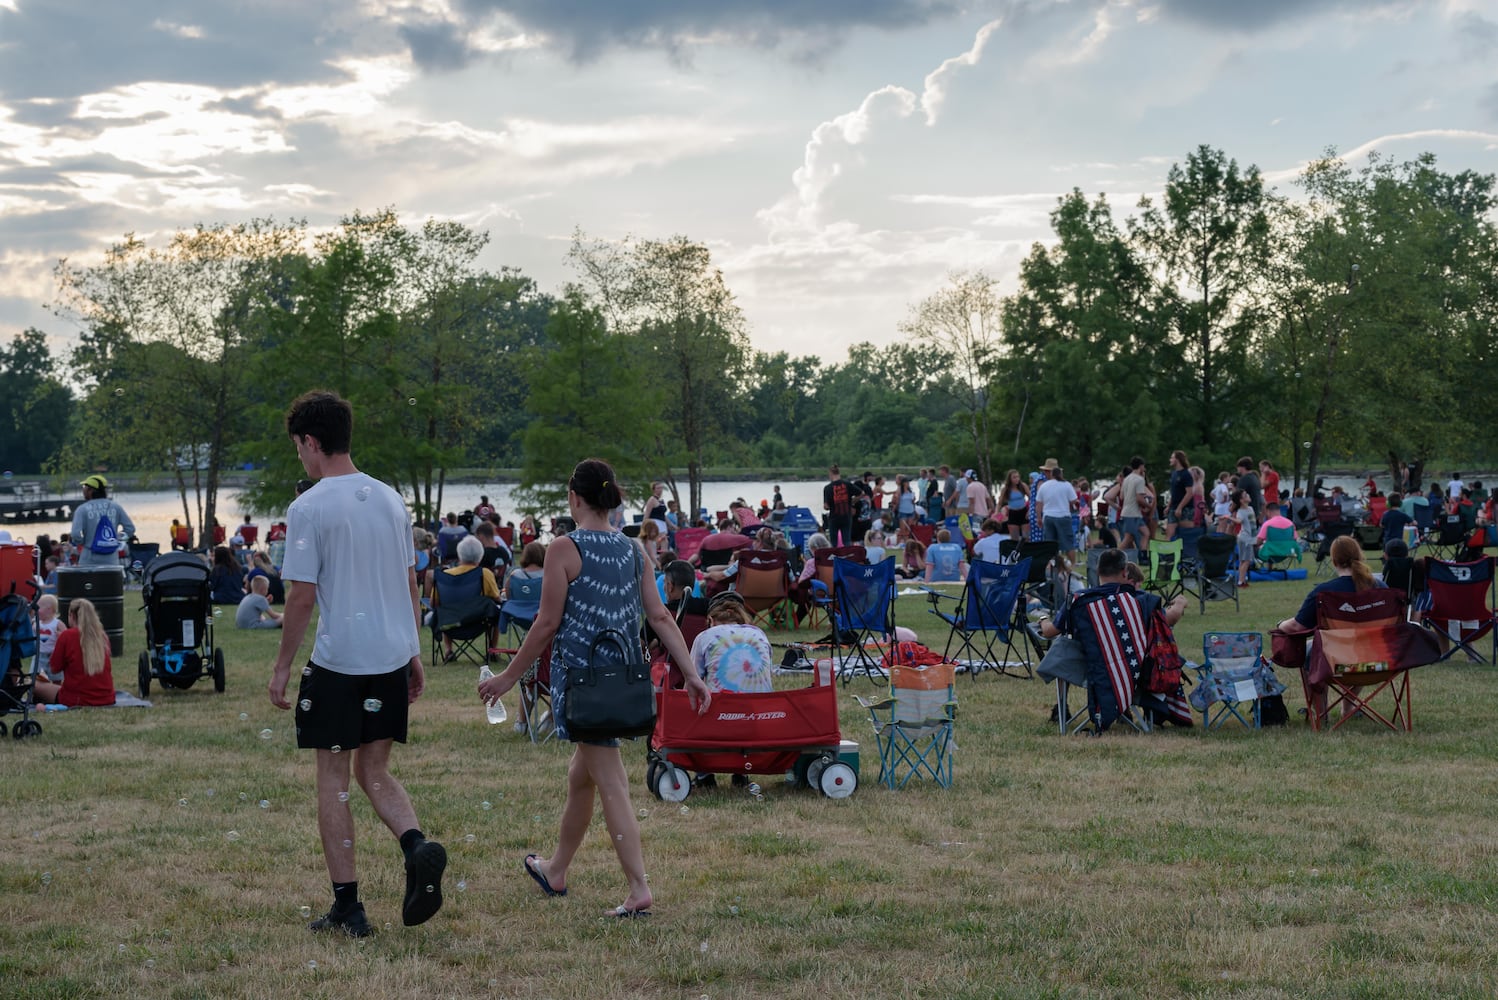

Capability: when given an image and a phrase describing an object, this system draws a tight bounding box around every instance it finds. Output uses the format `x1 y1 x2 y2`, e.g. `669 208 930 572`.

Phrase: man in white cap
70 474 134 569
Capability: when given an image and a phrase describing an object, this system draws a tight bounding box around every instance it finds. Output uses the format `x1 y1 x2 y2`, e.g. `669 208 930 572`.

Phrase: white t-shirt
1211 482 1232 517
1449 478 1465 500
35 615 62 679
971 533 1005 564
1035 479 1078 519
281 472 419 676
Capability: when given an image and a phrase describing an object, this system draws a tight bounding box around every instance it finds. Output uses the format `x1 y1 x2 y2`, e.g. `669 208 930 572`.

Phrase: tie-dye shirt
551 529 643 741
689 623 774 693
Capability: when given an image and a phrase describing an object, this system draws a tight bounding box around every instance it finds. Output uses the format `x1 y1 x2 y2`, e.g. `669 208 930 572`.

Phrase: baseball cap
963 469 976 479
81 474 109 490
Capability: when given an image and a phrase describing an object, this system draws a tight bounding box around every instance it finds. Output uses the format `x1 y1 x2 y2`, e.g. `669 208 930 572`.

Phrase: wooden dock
0 482 82 523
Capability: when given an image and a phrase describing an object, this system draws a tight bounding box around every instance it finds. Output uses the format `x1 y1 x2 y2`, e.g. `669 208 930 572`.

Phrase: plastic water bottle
477 664 507 725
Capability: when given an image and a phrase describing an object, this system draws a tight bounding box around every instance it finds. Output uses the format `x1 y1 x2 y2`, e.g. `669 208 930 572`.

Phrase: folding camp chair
855 660 956 789
1256 526 1302 577
927 557 1035 679
672 527 711 565
493 643 555 744
1420 556 1496 664
1142 538 1188 605
733 550 796 631
1366 495 1388 525
1427 514 1468 561
1410 503 1436 545
1001 539 1061 610
1187 632 1285 730
1193 533 1239 613
1353 524 1384 552
1303 588 1433 732
831 556 896 684
807 544 866 630
430 568 498 666
497 574 542 646
1060 586 1162 734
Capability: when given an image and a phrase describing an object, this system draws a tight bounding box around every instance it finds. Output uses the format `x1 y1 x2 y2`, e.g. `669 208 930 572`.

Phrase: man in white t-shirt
1448 473 1465 502
971 518 1005 564
1035 463 1080 562
269 390 444 939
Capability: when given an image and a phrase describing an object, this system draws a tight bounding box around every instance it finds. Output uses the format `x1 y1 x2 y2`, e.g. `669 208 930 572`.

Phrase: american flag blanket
1081 587 1192 726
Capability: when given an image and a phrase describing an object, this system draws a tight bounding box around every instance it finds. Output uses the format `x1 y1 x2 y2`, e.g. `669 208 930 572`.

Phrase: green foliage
0 328 72 475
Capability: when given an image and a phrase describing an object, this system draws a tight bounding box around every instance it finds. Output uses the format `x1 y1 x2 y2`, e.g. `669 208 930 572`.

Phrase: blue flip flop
524 854 566 897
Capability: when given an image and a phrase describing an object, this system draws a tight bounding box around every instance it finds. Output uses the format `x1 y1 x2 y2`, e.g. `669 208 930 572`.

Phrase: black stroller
0 592 42 739
138 552 224 697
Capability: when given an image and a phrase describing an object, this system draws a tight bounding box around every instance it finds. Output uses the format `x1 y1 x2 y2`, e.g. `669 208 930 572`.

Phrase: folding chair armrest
854 695 895 711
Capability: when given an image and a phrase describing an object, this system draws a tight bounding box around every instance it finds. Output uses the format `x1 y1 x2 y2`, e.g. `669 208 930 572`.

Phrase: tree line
0 146 1492 546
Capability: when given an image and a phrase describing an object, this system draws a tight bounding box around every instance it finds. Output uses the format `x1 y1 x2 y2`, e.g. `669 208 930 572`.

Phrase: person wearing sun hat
70 474 135 569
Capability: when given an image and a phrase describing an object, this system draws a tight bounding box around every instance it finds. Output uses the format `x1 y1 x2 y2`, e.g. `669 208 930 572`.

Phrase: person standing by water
268 390 444 938
478 459 711 918
70 475 134 569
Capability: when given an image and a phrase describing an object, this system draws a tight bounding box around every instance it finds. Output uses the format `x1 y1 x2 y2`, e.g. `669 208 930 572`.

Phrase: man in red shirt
1260 460 1281 512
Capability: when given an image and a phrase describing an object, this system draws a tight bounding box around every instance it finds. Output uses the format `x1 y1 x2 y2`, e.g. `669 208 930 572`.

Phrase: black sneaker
309 902 372 938
402 839 447 926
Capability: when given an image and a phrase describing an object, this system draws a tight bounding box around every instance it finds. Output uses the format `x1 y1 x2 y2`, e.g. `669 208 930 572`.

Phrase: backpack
90 510 120 555
1140 608 1184 695
1190 494 1207 528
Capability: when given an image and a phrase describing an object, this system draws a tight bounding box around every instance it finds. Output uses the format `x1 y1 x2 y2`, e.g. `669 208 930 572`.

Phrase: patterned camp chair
855 660 957 789
1188 631 1285 730
1420 556 1495 663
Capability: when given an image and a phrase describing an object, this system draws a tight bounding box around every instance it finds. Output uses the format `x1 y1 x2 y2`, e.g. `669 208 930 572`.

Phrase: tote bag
565 627 656 741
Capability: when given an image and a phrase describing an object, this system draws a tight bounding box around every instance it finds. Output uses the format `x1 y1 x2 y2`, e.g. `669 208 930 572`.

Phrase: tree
567 231 748 516
999 191 1175 475
1134 146 1273 453
55 220 306 545
0 328 72 475
900 271 1004 484
515 292 667 513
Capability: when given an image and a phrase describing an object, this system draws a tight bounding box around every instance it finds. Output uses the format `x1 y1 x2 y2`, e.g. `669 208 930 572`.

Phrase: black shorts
1006 507 1028 527
295 661 410 751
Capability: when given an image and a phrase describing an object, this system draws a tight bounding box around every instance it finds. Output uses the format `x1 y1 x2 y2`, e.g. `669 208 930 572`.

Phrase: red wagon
645 678 857 801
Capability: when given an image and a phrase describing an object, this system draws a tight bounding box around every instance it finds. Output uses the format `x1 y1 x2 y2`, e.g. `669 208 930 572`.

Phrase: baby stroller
0 593 42 739
138 552 224 697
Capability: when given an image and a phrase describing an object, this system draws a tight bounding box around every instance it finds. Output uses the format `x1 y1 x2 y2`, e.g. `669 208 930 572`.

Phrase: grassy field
4 570 1498 1000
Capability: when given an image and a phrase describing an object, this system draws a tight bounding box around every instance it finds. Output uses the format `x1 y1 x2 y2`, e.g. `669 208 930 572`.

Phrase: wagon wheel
212 648 226 693
655 765 690 803
138 650 152 699
819 762 857 799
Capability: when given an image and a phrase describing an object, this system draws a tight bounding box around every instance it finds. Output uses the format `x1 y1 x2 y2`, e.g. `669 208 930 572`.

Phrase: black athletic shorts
1006 506 1028 527
295 661 410 751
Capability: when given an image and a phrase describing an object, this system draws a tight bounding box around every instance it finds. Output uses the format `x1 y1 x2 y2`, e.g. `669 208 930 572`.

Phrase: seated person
646 559 710 660
1277 535 1376 633
924 529 968 582
502 541 546 599
971 518 1005 564
433 535 500 661
1376 539 1424 595
1380 492 1412 545
436 512 468 562
245 550 285 605
235 575 284 630
473 520 513 579
863 528 888 564
208 545 246 605
691 591 774 695
1038 548 1188 731
32 598 115 707
1255 508 1298 542
729 501 762 534
693 528 753 569
33 594 63 682
897 539 926 580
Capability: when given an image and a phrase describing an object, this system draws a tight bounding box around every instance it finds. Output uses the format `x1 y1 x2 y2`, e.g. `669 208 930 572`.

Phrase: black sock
399 829 425 858
332 880 359 911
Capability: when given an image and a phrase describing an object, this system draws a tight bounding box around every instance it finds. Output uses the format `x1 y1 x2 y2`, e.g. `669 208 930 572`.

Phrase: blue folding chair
497 574 542 644
430 567 498 666
1187 631 1285 730
927 557 1035 679
831 557 896 685
855 660 957 789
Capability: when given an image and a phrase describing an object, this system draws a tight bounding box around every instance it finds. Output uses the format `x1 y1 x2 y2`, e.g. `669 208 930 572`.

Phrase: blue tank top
553 529 642 671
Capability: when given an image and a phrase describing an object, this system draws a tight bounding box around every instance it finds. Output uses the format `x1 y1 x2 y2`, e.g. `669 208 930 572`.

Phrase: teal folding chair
855 660 957 789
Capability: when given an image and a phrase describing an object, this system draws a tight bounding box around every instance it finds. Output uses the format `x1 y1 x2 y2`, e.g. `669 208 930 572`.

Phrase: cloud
1456 11 1498 58
1149 0 1410 32
399 20 479 72
1481 84 1498 124
451 0 959 60
920 18 1002 124
1261 129 1498 184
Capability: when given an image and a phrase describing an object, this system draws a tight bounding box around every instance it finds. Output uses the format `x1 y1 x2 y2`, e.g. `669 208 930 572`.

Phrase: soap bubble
747 783 761 796
464 834 476 844
699 941 708 954
258 729 273 741
744 762 753 772
1309 868 1320 878
226 830 241 842
362 698 382 712
308 960 318 971
729 905 739 916
488 979 498 988
205 788 215 797
113 387 125 397
341 839 352 848
298 699 311 712
213 607 222 618
218 958 228 969
372 782 381 790
258 800 270 810
407 397 417 406
330 745 341 754
638 808 649 819
302 666 313 676
40 871 52 885
425 884 435 893
355 487 371 503
118 944 126 955
239 712 249 721
1302 441 1312 450
144 959 154 970
456 880 467 892
299 905 312 918
177 798 189 807
679 805 690 816
1 471 9 479
481 801 492 811
238 792 248 801
337 791 350 803
295 538 309 551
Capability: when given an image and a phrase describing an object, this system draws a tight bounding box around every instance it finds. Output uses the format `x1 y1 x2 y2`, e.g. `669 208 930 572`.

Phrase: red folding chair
1303 588 1444 732
1420 556 1496 663
734 551 796 631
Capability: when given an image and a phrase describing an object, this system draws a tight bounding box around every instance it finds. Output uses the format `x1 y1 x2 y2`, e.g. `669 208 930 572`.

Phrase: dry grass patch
3 579 1498 998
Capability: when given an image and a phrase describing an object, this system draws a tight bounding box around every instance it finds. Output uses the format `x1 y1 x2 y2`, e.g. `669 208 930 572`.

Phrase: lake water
3 478 822 549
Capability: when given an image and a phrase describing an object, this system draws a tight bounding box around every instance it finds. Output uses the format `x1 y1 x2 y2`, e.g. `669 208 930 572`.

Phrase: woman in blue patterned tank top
479 459 711 918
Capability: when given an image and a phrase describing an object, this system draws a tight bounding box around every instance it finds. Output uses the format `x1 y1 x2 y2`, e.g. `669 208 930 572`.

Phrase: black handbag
564 628 656 741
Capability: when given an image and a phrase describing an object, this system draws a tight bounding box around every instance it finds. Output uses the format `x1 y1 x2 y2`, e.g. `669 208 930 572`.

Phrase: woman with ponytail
1279 535 1377 631
479 458 711 918
34 598 115 707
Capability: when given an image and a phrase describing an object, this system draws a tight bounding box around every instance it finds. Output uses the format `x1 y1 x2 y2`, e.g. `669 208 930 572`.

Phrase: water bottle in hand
477 664 507 725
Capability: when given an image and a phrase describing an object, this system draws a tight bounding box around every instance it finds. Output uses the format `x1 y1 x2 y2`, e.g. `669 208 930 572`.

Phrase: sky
1 0 1495 363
